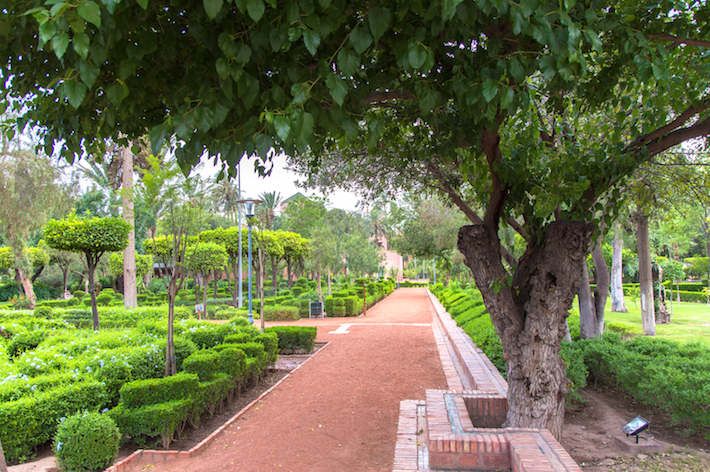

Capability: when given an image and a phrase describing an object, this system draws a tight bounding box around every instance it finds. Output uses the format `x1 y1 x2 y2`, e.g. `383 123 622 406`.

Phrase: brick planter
392 291 581 472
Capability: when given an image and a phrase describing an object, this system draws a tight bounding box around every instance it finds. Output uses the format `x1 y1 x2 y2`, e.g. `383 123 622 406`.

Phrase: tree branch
648 33 710 49
426 160 484 225
481 124 508 229
644 115 710 157
506 216 529 241
626 99 710 152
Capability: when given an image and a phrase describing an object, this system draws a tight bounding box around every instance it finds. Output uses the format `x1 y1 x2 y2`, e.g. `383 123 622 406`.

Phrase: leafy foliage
53 412 121 472
44 216 131 256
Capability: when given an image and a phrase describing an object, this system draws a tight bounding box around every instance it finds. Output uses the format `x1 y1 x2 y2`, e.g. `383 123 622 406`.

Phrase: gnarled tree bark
458 221 592 439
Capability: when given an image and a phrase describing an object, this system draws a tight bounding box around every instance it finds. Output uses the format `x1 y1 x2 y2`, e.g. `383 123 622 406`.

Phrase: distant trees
44 216 130 330
186 242 228 318
0 150 67 307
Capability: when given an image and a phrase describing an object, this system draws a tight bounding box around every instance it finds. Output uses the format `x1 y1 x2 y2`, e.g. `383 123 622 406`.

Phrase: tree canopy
44 215 131 256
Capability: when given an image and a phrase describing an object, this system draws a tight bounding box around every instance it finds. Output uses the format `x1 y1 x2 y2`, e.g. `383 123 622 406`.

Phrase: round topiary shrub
33 305 55 319
54 411 121 472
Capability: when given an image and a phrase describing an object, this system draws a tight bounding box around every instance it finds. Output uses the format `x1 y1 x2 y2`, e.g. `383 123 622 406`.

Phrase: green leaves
337 48 360 76
481 79 498 103
442 0 464 21
348 24 372 54
77 1 102 28
73 32 90 59
368 7 391 41
136 0 149 10
203 0 223 19
273 115 290 141
303 29 320 55
325 74 347 106
51 32 70 59
407 42 427 69
246 0 265 22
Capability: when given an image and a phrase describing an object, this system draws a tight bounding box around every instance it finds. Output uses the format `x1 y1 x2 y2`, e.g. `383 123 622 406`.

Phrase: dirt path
141 288 447 472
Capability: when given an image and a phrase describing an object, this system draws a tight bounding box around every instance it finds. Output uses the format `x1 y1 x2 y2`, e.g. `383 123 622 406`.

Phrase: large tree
2 0 708 438
0 150 65 307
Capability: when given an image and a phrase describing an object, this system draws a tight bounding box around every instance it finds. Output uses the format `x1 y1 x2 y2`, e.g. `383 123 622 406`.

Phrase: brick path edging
392 290 581 472
106 341 332 472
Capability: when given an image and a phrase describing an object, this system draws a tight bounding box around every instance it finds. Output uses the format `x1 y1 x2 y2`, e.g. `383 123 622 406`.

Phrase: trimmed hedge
578 334 709 438
109 399 193 448
0 380 108 463
265 326 317 354
118 372 199 408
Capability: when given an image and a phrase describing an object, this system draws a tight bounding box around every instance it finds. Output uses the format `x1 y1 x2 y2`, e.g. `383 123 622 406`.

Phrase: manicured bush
95 292 114 306
118 373 199 408
0 380 108 463
184 323 235 348
182 349 222 381
33 306 55 319
265 326 317 354
254 332 278 364
0 372 80 403
577 334 710 437
109 399 193 448
262 304 300 321
674 290 707 303
54 412 120 472
223 332 255 345
7 330 46 357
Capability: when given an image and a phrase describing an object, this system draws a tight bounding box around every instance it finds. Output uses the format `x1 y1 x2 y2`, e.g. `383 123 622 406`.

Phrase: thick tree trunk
577 262 596 339
87 259 99 330
165 279 177 376
15 267 36 308
458 221 592 439
122 147 138 308
636 213 656 335
591 240 609 336
610 228 628 312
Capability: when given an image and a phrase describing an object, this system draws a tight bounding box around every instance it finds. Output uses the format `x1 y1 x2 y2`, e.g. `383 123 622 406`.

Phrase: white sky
198 153 363 212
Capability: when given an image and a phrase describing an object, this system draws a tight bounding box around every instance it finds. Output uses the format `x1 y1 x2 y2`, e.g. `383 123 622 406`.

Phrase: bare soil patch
563 388 709 471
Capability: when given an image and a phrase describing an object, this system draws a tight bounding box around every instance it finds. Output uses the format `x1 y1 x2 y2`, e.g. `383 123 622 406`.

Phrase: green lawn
604 300 710 345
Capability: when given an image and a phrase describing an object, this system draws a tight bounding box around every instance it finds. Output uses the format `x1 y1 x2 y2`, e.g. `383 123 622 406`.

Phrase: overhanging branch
426 160 483 225
648 33 710 48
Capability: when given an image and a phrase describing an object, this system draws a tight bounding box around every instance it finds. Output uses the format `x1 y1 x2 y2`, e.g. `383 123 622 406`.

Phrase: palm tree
257 191 281 229
211 175 242 224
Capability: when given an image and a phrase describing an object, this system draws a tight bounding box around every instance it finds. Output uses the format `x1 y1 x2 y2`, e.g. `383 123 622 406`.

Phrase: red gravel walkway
142 288 446 472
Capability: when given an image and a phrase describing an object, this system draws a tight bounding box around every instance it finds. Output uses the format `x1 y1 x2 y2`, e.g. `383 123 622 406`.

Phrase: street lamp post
239 199 261 324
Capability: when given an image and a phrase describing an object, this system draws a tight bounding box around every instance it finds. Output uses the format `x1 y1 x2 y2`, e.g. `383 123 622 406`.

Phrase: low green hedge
0 380 108 463
118 372 200 408
109 399 193 448
265 326 317 354
578 334 709 438
262 304 300 321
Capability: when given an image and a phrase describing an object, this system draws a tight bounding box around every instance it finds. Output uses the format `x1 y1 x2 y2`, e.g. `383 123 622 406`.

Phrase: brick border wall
391 290 581 471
